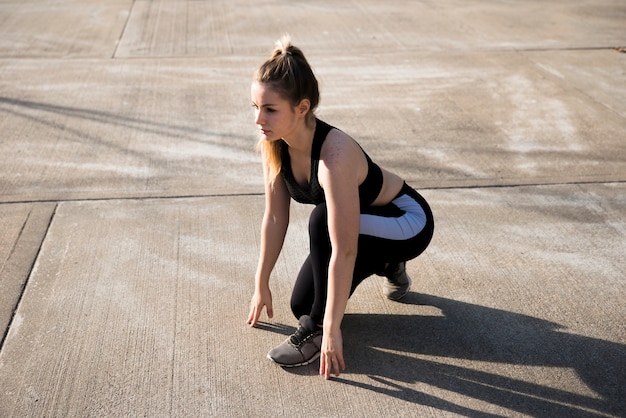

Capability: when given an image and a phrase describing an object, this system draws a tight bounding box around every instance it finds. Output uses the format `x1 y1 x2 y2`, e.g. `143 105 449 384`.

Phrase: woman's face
251 82 299 142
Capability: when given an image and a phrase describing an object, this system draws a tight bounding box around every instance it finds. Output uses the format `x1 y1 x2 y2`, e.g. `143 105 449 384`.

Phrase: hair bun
275 34 293 57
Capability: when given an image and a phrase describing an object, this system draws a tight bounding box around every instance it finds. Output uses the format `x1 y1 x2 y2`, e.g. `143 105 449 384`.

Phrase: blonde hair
254 36 320 184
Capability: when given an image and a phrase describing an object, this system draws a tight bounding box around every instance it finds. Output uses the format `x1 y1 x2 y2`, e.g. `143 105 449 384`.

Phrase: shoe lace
289 326 315 347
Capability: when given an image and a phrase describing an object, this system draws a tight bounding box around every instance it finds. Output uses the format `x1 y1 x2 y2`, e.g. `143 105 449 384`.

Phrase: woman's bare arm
317 130 366 378
247 160 291 327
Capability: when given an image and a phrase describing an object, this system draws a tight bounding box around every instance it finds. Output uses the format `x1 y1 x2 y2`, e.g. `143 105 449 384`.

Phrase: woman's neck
282 118 316 155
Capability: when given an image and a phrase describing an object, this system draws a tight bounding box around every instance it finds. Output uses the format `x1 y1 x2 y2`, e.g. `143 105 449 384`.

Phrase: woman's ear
297 99 311 117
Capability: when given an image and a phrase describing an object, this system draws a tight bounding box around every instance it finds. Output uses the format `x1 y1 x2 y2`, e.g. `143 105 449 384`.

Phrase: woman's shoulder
319 127 364 170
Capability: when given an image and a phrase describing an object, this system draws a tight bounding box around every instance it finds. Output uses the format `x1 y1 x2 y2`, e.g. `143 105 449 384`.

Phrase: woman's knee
290 299 309 320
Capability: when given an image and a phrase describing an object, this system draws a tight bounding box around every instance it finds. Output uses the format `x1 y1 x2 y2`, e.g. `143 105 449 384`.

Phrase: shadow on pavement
0 96 251 155
334 293 625 417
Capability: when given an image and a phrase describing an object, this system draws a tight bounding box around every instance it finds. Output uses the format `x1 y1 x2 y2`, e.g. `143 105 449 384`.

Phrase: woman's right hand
246 286 273 327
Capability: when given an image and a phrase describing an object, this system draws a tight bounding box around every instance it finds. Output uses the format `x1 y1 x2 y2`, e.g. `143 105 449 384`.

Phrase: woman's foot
267 315 322 367
383 262 411 300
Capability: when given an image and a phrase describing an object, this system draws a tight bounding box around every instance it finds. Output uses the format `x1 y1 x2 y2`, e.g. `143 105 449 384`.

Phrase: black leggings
290 184 434 325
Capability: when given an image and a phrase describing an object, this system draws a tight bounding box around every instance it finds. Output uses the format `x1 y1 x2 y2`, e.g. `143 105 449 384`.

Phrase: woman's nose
254 109 263 125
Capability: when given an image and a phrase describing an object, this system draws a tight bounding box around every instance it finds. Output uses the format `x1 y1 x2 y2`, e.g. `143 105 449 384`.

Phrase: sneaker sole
266 351 321 368
384 288 409 301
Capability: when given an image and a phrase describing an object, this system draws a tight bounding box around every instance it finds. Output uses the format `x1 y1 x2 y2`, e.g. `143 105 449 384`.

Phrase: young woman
246 37 434 379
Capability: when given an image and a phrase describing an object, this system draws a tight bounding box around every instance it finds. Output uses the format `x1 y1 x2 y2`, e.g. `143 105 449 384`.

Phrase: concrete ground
0 0 625 416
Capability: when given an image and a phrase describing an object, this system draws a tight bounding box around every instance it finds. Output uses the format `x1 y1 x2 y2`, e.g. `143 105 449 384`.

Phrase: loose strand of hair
256 139 282 186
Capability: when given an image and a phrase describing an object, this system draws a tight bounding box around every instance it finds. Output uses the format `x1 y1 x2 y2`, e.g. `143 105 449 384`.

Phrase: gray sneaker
267 316 322 367
383 262 411 300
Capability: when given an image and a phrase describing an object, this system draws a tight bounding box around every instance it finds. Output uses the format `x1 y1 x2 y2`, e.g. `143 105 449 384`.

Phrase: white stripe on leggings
359 194 427 240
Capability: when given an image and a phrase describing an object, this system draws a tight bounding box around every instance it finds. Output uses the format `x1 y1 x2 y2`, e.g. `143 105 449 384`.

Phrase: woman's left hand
320 328 345 379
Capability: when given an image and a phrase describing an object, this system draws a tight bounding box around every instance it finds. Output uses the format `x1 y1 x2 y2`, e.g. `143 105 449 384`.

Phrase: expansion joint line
0 203 59 353
112 0 137 59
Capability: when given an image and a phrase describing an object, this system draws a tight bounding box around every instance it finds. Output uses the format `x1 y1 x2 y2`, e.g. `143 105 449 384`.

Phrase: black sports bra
281 119 384 209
